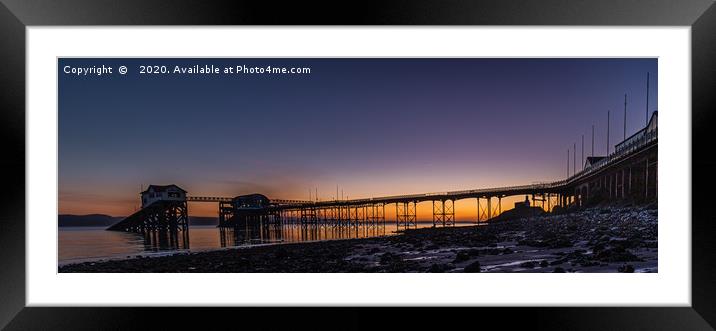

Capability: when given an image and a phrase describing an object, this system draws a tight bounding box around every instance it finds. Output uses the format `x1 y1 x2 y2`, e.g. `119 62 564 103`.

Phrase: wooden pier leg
476 197 480 223
487 197 492 219
629 166 632 199
395 203 400 229
645 157 649 201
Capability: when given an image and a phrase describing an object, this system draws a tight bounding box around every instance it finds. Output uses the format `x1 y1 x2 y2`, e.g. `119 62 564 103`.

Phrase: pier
107 113 657 233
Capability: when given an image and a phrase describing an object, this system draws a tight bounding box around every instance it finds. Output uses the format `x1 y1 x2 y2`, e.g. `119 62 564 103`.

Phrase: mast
646 72 650 125
581 134 584 171
624 94 627 140
607 110 610 155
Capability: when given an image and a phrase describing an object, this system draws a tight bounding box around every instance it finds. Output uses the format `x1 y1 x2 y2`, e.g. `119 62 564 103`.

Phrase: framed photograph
2 0 715 329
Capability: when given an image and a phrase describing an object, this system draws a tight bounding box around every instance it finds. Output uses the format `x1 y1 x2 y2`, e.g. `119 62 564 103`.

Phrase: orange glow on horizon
60 193 554 220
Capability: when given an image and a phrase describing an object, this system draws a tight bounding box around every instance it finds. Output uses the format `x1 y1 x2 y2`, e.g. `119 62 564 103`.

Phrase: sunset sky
59 58 657 219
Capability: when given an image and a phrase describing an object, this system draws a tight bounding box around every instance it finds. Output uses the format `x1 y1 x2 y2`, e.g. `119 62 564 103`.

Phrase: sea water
59 222 475 265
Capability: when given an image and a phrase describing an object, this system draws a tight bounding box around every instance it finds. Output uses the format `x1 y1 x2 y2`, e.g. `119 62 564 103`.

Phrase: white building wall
141 186 186 208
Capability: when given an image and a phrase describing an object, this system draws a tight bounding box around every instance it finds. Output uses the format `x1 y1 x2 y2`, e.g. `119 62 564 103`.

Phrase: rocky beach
59 204 657 273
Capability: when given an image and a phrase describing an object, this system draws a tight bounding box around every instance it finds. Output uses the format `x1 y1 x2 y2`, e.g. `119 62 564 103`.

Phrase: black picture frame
1 0 715 329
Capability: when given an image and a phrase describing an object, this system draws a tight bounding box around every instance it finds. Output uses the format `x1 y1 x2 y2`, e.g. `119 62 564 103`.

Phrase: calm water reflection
219 223 388 247
59 222 471 264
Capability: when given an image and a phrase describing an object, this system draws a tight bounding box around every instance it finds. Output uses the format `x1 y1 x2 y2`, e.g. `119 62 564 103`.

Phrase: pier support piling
396 201 417 230
432 199 455 227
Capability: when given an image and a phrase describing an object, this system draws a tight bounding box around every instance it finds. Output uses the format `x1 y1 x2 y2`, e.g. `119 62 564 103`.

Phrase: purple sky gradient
59 58 657 216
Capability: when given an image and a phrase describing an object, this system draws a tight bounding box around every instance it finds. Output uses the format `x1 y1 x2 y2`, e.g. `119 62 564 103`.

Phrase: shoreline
59 205 657 273
58 222 480 265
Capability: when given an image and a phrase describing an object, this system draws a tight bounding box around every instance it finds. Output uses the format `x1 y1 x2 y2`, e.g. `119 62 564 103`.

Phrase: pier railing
565 128 657 184
187 129 656 209
269 128 656 208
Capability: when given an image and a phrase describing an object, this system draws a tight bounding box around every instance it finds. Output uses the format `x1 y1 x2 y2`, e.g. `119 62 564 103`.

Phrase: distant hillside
59 214 219 227
58 214 123 227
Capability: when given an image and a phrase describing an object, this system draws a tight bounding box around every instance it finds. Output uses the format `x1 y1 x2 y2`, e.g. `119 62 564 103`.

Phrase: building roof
141 184 187 194
615 111 657 150
585 156 606 168
646 111 658 130
233 193 270 201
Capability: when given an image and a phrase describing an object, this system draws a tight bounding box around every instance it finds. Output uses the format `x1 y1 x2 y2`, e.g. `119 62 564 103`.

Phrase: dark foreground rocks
59 205 657 273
